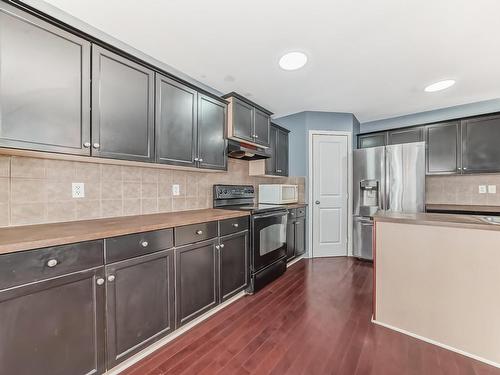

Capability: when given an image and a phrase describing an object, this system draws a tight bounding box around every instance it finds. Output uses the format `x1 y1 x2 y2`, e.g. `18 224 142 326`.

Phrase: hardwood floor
122 258 499 375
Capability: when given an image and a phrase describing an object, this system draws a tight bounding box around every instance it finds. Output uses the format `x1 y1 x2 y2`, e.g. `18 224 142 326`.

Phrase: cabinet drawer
105 229 173 263
219 216 249 236
0 240 103 290
287 209 297 221
175 221 218 246
296 207 306 218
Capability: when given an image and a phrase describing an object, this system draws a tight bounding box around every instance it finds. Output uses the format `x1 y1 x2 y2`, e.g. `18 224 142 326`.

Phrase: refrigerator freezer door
353 216 373 260
386 142 425 213
353 146 385 216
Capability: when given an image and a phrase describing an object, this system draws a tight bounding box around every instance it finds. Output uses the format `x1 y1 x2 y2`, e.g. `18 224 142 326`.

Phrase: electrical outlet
72 182 85 198
488 185 497 194
172 184 180 196
478 185 487 194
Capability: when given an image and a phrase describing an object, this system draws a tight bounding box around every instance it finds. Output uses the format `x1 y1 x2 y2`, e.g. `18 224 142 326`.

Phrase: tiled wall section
0 156 305 227
426 175 500 206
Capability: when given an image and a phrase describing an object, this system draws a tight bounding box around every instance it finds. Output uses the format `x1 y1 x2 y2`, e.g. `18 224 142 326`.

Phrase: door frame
307 130 353 258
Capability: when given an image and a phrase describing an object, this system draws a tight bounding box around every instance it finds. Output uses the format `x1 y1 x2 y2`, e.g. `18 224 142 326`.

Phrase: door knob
315 200 320 205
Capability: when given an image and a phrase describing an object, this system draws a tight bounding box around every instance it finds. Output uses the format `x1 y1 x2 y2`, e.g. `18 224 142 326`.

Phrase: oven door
251 210 288 272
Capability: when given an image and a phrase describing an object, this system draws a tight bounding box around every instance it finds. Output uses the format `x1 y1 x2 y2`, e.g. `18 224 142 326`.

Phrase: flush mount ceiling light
424 79 456 92
279 52 308 71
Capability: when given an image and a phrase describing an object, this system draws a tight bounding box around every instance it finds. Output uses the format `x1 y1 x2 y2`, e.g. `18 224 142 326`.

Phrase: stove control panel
214 185 255 199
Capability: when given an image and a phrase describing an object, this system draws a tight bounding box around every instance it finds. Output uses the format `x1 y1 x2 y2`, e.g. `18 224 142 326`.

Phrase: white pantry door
312 134 348 257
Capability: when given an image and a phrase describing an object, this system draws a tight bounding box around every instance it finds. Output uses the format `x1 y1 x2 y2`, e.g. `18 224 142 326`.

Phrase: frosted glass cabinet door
0 3 91 155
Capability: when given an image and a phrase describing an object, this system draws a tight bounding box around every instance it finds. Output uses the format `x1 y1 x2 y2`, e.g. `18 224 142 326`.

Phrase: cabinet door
265 126 278 174
358 132 386 148
276 129 289 176
156 75 197 167
0 268 105 375
426 121 461 174
286 221 296 261
462 114 500 173
198 94 227 170
231 97 254 142
92 45 154 162
0 4 91 155
105 249 174 368
294 217 306 257
175 239 219 327
219 231 249 301
387 127 423 145
253 109 271 147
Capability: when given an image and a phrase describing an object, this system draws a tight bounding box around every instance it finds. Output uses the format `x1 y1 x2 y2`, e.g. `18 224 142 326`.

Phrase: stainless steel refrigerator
353 142 425 260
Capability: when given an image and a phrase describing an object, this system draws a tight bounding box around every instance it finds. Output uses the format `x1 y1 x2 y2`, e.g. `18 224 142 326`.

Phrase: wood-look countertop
426 203 500 214
285 203 308 209
0 209 249 255
374 211 500 232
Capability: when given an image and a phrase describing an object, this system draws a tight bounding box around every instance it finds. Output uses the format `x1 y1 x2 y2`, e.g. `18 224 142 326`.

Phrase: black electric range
213 185 289 293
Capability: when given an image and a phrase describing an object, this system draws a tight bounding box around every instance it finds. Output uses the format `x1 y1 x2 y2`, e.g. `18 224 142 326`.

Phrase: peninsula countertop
0 209 249 255
374 211 500 232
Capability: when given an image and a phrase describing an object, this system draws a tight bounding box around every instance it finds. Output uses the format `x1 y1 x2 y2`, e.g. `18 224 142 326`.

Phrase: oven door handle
252 210 288 220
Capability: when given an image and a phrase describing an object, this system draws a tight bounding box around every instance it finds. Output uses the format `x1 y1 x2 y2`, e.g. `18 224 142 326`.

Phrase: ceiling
42 0 500 122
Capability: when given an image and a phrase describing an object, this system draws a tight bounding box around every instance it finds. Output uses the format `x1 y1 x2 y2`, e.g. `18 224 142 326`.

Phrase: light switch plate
172 184 180 196
72 182 85 198
478 185 487 194
488 185 497 194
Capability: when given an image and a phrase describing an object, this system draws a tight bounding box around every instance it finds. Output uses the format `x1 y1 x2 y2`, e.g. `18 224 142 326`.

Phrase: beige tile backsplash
426 174 500 206
0 155 305 227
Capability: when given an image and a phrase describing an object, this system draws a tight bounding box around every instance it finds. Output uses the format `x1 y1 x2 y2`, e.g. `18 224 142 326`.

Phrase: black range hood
227 140 270 160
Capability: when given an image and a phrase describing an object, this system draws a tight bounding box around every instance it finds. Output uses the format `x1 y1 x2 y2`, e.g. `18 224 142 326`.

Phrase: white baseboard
105 291 246 375
371 318 500 369
287 255 304 267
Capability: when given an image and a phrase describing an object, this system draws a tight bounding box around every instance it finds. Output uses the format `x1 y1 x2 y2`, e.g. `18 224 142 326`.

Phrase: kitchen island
373 211 500 368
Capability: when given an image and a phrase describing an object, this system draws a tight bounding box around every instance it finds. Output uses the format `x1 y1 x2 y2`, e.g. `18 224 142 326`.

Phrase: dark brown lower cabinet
0 267 106 375
219 230 249 301
286 212 306 261
175 239 219 327
105 249 175 368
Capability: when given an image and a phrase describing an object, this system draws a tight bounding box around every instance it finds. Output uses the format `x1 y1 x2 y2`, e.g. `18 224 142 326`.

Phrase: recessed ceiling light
279 52 307 71
424 79 456 92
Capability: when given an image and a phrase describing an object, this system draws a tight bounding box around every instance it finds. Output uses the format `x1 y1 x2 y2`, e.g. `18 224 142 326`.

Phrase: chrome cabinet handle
196 230 203 235
215 245 220 250
93 142 100 149
83 142 91 148
96 278 105 286
199 158 203 162
220 243 225 248
140 241 148 247
277 169 282 173
107 275 115 282
232 223 239 228
46 259 58 268
290 212 295 216
254 135 259 139
194 157 199 161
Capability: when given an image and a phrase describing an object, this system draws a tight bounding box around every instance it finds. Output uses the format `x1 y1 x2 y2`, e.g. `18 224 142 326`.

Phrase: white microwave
258 184 298 204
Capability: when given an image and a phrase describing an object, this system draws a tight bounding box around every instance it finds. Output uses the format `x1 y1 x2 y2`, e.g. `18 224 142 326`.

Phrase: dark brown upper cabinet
461 114 500 173
0 3 91 155
156 75 227 170
387 126 423 145
358 132 387 148
197 94 227 170
265 124 289 176
156 75 198 167
92 45 155 162
224 92 272 148
425 121 461 175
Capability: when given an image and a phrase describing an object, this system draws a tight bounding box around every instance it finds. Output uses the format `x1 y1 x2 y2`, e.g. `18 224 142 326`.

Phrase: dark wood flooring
122 258 499 375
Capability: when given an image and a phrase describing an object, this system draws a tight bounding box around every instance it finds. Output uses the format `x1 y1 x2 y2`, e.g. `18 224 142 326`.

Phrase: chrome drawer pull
140 240 149 247
107 275 115 282
232 223 239 228
46 259 58 268
215 245 220 250
220 243 225 248
196 230 203 235
96 278 105 286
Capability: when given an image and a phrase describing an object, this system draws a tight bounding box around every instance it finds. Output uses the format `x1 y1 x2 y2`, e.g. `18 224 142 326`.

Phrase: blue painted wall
274 111 358 176
360 99 500 133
